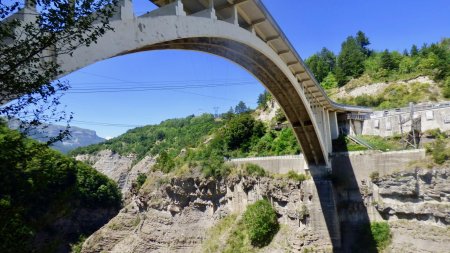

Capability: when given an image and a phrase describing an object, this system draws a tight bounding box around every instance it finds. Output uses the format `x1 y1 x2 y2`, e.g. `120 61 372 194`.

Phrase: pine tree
356 30 371 56
305 47 336 82
380 50 396 70
410 44 419 56
336 36 366 86
234 101 249 114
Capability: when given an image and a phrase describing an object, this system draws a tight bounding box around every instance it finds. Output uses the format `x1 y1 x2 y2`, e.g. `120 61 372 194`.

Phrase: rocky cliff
76 150 154 196
370 168 450 253
80 174 332 252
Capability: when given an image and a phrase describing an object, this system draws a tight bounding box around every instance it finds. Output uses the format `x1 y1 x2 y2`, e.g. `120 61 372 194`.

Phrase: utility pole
213 106 219 118
410 102 417 148
399 102 419 149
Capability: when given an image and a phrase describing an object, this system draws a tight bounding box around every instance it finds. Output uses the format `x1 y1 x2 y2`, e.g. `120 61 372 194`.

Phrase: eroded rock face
81 174 330 253
76 150 155 195
373 168 450 226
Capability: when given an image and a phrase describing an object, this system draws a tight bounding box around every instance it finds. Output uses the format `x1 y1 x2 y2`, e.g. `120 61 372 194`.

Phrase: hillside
71 110 300 181
0 120 121 253
306 33 450 109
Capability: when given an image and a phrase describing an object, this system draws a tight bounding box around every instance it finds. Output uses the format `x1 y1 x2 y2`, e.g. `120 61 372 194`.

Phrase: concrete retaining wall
229 149 425 178
332 149 426 181
229 155 308 174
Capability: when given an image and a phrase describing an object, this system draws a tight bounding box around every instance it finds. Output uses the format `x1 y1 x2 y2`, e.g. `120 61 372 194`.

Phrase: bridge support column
313 106 332 163
324 109 332 154
329 111 339 140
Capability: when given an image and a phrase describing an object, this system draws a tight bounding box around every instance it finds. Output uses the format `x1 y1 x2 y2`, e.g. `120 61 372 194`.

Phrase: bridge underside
126 37 326 165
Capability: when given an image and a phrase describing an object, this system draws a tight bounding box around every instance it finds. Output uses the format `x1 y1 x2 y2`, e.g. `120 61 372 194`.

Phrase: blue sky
59 0 450 139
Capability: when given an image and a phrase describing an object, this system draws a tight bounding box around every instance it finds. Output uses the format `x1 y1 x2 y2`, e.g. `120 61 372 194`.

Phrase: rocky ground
330 76 436 100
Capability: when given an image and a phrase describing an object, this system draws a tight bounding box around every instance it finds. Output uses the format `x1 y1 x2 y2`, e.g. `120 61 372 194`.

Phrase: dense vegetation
306 32 450 108
71 114 224 161
0 121 121 253
307 32 450 88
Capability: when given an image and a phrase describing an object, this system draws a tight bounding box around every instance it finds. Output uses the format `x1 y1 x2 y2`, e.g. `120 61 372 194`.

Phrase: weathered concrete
230 149 425 180
362 104 450 136
229 155 308 174
332 149 426 180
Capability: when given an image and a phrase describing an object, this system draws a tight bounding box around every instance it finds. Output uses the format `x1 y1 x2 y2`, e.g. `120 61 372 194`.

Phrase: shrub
244 163 266 177
153 150 175 173
287 170 307 182
443 77 450 98
135 173 147 190
370 222 392 251
425 128 446 139
242 199 279 247
431 139 448 164
369 171 380 181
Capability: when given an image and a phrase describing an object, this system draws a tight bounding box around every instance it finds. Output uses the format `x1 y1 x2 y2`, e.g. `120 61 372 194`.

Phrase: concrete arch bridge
5 0 371 168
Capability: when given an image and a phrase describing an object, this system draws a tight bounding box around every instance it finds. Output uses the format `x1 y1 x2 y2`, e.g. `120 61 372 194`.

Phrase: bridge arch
57 14 328 165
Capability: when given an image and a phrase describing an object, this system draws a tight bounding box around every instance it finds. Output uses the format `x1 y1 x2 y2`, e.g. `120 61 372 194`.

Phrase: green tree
336 36 366 85
222 114 265 152
356 30 371 56
257 90 272 109
234 101 249 114
0 0 117 142
370 222 392 251
380 50 397 70
410 44 419 56
402 49 409 56
399 57 415 74
305 47 336 82
321 72 338 89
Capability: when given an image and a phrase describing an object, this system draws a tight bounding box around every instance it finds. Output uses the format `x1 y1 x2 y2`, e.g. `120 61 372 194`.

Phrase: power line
68 71 256 102
71 120 142 128
66 82 255 93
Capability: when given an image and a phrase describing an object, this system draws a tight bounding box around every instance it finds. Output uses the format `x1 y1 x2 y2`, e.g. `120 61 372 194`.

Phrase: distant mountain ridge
7 119 105 153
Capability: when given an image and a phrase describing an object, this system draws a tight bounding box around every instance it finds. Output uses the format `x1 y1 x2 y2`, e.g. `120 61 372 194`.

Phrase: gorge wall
77 150 450 252
333 151 450 253
80 174 333 252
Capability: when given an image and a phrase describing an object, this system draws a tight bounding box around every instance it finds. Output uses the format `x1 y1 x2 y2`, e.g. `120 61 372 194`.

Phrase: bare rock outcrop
372 168 450 226
81 174 330 253
76 150 155 195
